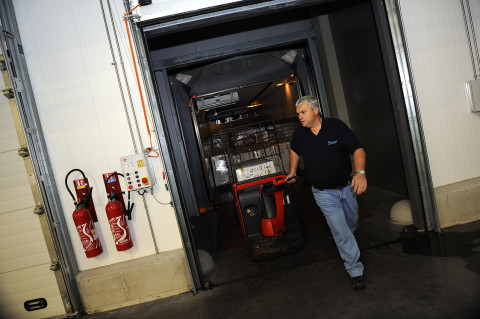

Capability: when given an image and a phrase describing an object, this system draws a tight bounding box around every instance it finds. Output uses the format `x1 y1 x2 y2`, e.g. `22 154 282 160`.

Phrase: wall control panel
120 153 155 191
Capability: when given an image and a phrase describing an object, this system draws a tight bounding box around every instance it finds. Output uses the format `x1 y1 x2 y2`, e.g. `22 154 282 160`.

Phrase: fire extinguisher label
109 216 131 245
104 172 117 182
74 179 87 189
76 221 100 251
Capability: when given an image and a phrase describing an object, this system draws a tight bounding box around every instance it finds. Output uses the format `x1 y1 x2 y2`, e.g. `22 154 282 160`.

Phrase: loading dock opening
142 0 432 288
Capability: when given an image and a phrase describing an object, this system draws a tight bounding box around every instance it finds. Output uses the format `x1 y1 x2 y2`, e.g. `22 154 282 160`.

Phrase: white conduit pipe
106 0 145 151
461 0 480 79
100 0 159 253
465 0 480 79
99 0 138 152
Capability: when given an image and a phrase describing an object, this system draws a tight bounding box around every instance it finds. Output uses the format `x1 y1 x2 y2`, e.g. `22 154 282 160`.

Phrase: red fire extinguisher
65 169 103 258
104 173 133 251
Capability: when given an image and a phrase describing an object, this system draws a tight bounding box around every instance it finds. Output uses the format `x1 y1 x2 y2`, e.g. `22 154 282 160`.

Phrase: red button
128 185 133 190
142 177 149 184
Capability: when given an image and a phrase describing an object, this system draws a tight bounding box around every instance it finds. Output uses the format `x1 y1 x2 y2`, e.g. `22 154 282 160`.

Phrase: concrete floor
82 184 480 319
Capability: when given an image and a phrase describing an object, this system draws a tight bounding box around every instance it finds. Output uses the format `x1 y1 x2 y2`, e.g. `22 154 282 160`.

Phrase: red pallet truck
233 174 305 260
190 87 305 260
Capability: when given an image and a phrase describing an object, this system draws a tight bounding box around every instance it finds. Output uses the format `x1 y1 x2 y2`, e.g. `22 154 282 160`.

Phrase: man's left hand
351 173 367 195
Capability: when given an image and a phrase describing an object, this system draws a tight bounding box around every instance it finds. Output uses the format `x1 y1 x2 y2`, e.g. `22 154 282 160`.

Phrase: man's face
296 102 318 128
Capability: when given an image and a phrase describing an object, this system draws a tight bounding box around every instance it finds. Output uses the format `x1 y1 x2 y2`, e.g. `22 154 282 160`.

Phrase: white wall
399 0 480 187
12 0 183 271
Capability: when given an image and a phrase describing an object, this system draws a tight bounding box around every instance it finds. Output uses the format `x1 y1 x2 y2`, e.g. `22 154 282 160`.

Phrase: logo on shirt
328 140 338 145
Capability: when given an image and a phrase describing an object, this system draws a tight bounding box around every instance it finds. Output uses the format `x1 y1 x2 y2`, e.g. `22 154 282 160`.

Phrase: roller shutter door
0 74 64 318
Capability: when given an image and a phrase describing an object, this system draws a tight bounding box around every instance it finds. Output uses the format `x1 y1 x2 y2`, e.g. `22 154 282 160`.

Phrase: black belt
313 182 349 191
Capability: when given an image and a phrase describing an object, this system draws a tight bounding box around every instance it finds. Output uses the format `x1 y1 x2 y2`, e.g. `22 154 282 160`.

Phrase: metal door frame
133 9 330 288
371 0 440 232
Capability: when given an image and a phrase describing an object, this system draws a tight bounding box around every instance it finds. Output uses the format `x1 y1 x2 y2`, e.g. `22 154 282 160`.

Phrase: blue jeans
312 184 364 277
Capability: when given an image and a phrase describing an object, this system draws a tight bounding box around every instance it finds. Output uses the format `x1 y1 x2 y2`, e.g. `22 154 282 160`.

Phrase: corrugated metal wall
0 64 64 319
400 0 480 187
11 0 182 271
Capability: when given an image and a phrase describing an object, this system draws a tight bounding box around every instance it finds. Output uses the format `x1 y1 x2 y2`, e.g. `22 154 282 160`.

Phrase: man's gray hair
295 95 320 110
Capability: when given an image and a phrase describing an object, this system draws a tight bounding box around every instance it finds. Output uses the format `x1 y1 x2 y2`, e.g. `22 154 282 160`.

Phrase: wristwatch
355 170 365 175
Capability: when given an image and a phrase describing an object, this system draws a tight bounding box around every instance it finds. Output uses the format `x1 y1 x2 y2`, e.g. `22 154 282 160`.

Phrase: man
286 95 367 290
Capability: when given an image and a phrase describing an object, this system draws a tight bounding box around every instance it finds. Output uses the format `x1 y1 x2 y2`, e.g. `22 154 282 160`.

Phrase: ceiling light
176 73 192 85
195 92 240 110
281 50 297 64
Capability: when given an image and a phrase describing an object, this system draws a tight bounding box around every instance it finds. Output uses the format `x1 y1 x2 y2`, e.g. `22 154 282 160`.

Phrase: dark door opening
147 1 415 288
324 1 412 249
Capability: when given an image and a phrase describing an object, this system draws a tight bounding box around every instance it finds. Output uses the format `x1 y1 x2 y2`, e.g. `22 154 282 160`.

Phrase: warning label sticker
74 179 86 189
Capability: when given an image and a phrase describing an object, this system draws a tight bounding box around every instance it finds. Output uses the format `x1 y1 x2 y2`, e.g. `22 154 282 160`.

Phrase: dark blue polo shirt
290 117 362 189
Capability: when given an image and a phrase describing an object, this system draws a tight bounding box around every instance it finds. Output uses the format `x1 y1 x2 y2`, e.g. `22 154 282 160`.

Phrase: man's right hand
285 172 297 183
